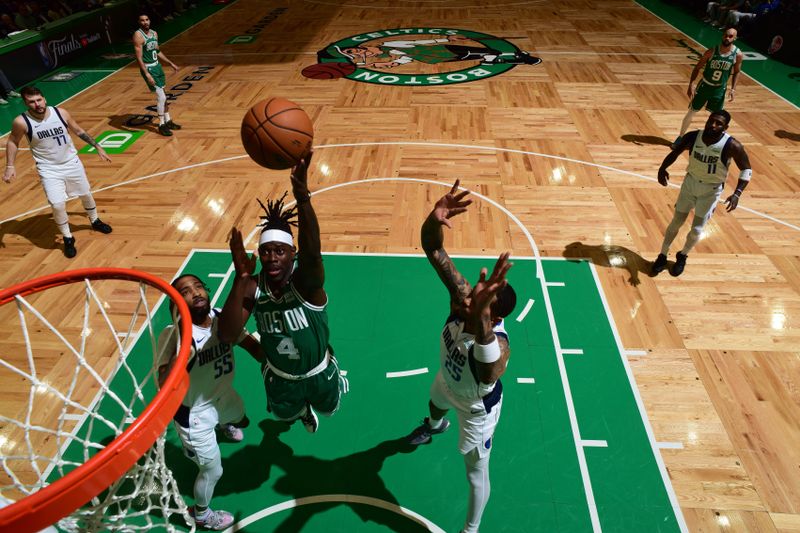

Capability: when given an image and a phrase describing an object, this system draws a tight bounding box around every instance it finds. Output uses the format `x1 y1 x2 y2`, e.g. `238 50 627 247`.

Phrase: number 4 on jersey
277 337 300 359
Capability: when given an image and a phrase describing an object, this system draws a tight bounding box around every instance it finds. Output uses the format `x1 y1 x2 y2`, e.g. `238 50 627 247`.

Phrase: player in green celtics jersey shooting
221 151 346 433
133 13 181 137
672 27 743 150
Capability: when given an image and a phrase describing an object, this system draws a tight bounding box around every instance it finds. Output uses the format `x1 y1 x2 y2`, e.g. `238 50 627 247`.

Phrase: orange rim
0 268 192 532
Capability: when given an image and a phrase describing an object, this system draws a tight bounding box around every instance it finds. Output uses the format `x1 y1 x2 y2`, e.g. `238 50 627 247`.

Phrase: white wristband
739 168 752 182
473 338 501 363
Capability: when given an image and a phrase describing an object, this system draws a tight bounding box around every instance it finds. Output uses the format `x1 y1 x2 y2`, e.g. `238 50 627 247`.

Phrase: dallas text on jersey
442 324 466 382
36 125 65 139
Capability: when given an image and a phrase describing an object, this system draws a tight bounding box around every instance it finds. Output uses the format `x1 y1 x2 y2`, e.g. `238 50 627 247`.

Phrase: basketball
240 97 314 170
301 62 356 80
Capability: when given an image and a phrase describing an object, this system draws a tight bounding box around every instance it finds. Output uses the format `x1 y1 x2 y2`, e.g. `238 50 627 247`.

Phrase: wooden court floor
1 0 799 531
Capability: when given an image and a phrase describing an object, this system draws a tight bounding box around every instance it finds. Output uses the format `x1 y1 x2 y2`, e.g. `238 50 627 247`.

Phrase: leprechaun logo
304 28 542 85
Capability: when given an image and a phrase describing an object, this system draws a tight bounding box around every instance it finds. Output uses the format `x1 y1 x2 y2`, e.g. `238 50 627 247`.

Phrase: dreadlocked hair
257 192 298 234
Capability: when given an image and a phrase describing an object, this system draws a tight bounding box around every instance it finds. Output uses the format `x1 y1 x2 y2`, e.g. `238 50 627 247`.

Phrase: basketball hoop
0 268 193 532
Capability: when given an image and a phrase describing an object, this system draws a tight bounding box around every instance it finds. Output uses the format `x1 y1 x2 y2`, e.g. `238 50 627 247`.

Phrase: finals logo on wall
303 28 542 86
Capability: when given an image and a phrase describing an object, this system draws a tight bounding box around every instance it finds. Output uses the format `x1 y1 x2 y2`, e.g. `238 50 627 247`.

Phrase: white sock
464 449 491 533
52 202 71 238
80 194 98 222
428 417 443 429
165 112 172 122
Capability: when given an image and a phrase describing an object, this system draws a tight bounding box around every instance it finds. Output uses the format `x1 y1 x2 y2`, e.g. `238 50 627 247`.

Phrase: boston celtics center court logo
304 28 542 86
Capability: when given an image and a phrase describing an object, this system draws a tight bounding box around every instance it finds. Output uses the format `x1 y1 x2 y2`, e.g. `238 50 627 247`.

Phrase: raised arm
60 108 110 162
238 333 265 364
290 150 327 307
156 326 179 387
421 180 474 306
723 139 752 212
218 227 258 343
3 118 26 183
466 253 513 384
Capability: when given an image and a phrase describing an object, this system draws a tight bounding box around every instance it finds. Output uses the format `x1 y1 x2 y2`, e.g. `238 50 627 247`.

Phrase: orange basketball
240 97 314 170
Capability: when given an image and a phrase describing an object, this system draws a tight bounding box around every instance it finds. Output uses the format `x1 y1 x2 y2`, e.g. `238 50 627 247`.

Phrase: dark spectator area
665 0 800 66
0 1 198 37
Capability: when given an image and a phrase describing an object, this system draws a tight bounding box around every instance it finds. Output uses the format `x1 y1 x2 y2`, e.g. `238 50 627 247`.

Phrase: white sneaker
191 507 234 531
219 423 243 442
7 90 20 98
0 98 8 105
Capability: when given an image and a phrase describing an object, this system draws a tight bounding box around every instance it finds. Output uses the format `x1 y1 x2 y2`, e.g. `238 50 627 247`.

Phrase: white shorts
430 371 503 458
37 157 90 205
174 389 245 466
675 174 724 222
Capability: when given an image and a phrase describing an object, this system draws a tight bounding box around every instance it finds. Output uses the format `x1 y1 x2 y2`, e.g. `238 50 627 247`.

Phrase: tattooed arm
421 180 474 307
60 108 111 162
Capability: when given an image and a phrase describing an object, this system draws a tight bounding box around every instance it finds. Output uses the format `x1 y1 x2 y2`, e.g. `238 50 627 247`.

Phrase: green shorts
263 359 342 420
691 80 726 113
140 63 166 92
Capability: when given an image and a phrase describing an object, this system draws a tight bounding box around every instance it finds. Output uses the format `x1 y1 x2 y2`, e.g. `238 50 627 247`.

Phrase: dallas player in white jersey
158 274 263 531
3 86 112 258
408 180 516 533
652 110 752 277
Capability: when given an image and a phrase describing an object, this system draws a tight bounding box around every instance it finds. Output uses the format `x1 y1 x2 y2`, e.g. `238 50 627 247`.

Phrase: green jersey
138 29 159 65
379 43 456 64
701 45 738 88
253 273 330 376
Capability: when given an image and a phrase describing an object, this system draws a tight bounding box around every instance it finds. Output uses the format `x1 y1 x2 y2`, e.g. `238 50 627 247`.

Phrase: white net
0 275 194 532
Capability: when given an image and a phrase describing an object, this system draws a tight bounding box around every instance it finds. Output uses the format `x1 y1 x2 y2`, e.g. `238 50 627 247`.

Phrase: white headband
259 229 294 247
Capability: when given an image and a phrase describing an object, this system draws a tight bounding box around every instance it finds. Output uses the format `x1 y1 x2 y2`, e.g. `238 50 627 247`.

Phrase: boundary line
3 143 798 232
386 368 429 378
221 494 446 533
586 261 688 532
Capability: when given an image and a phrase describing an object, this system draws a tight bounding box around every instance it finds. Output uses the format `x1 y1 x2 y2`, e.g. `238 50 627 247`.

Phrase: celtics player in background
133 13 181 137
672 27 742 150
653 110 752 277
222 150 346 433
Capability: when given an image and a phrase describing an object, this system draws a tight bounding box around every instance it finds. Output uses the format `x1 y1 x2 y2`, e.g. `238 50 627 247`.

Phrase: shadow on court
563 241 656 286
775 129 800 142
620 134 672 147
167 419 427 532
107 114 160 134
0 213 91 250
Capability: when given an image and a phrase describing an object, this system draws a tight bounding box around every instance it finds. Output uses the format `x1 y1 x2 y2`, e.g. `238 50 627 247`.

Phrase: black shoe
91 218 113 234
165 120 182 130
157 123 173 136
483 52 543 66
651 253 668 275
63 237 77 258
299 405 318 433
519 51 543 65
670 252 687 277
